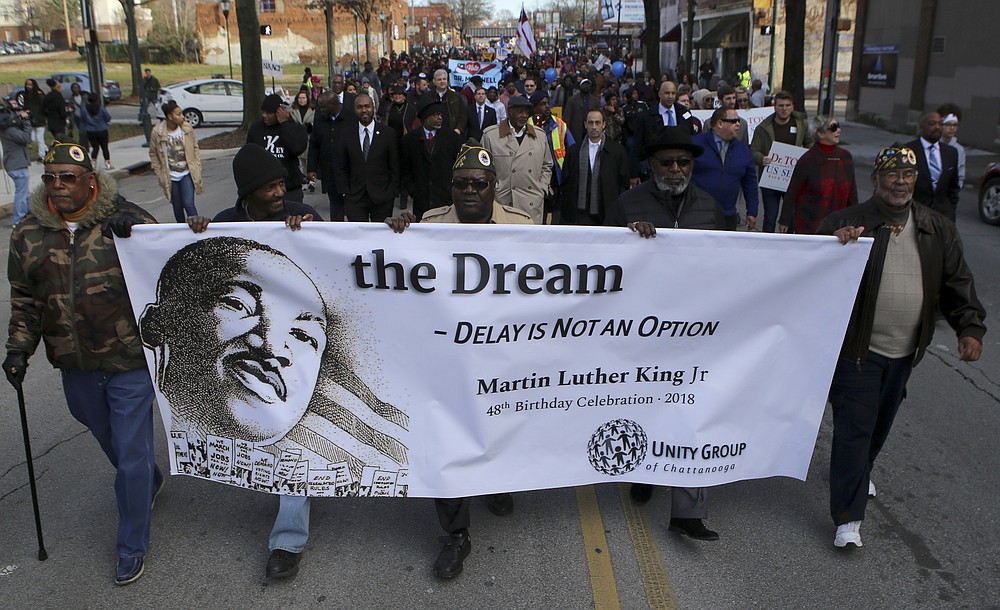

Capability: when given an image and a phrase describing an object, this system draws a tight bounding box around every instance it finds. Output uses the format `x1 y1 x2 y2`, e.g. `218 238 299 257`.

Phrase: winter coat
149 120 204 201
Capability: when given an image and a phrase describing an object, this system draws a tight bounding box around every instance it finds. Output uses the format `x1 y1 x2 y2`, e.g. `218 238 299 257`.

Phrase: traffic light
260 24 272 36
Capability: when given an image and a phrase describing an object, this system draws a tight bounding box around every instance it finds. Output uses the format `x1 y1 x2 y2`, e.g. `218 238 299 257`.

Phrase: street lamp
379 10 386 57
402 16 408 45
220 0 233 79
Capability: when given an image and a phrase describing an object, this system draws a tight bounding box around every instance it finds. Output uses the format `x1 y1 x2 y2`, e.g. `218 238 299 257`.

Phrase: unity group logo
587 419 648 475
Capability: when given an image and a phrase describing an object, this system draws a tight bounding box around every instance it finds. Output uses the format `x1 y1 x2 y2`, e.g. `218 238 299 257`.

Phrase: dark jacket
629 103 697 179
42 89 67 133
466 102 498 142
400 126 462 219
7 172 156 371
560 138 630 225
246 119 309 193
819 198 986 366
308 109 350 193
0 117 32 171
605 181 724 230
421 90 468 140
906 137 961 220
213 200 321 222
334 121 400 205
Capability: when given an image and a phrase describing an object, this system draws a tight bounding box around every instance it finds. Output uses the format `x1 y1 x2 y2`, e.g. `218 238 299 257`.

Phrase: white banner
117 224 871 498
759 142 810 192
448 59 504 89
692 107 774 143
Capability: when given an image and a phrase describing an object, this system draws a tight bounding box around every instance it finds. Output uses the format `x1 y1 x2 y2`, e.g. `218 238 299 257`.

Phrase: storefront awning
695 14 749 49
660 23 681 43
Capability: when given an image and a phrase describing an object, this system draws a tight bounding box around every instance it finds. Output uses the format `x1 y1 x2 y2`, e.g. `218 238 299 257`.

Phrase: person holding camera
0 103 32 224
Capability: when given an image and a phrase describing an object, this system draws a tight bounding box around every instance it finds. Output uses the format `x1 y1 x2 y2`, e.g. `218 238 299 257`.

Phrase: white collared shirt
588 138 602 169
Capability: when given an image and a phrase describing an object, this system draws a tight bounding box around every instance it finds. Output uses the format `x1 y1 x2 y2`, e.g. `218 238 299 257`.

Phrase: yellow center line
576 485 622 610
618 484 677 610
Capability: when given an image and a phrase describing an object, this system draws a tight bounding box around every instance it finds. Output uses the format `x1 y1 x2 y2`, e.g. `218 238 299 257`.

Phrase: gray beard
654 174 690 196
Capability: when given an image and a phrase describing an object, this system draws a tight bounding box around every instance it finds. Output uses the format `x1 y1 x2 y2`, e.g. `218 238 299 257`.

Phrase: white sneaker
834 521 863 548
868 480 876 498
105 160 113 170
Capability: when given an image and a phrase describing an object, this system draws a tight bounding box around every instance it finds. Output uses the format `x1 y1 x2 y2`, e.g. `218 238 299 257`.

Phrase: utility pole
817 0 841 116
80 0 105 108
122 0 151 145
686 0 696 80
324 0 335 82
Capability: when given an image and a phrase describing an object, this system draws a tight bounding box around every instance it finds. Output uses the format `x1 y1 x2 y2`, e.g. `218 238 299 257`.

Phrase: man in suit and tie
401 98 462 220
467 85 497 143
629 80 697 186
330 73 357 121
906 111 961 221
334 94 400 222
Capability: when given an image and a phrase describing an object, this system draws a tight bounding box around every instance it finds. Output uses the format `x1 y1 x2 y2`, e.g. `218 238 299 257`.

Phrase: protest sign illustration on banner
137 236 409 497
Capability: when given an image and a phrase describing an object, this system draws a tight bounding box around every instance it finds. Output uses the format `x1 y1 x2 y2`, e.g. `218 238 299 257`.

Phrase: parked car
28 36 55 52
979 162 1000 226
48 72 122 103
155 78 243 128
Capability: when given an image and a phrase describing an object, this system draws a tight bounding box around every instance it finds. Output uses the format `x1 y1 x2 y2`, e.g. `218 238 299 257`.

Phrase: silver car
155 78 244 128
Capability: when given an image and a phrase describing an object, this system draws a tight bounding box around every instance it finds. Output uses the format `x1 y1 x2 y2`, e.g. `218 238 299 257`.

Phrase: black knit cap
232 143 288 198
261 93 284 113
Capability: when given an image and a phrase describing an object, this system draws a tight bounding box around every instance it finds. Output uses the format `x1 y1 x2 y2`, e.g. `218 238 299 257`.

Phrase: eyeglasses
737 98 750 105
651 157 694 168
452 178 493 191
41 171 88 186
827 122 841 131
879 170 917 181
718 118 740 124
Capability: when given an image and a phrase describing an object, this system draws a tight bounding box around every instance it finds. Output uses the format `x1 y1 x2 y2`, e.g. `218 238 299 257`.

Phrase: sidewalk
0 127 237 217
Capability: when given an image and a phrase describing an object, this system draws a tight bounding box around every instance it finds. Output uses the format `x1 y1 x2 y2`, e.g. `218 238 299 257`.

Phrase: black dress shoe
266 549 302 579
669 518 719 541
484 492 514 516
630 483 654 505
434 530 471 579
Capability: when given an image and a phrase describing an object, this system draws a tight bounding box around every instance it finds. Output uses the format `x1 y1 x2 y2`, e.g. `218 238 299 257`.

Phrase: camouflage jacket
6 172 156 371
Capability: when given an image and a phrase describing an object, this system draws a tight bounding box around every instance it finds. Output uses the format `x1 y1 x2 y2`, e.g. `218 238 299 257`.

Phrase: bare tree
236 0 263 131
448 0 493 43
23 0 79 40
336 0 388 63
642 0 659 77
493 9 515 26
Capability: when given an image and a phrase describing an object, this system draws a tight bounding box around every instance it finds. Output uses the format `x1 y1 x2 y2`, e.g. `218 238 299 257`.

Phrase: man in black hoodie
247 94 308 202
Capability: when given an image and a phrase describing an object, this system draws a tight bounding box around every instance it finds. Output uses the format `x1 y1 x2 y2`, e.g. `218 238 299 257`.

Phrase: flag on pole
517 8 536 56
498 36 509 60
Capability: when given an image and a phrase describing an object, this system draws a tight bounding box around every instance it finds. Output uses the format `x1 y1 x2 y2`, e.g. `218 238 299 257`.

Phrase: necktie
666 107 675 126
426 131 435 153
720 141 728 163
478 105 483 128
928 143 941 186
362 128 370 161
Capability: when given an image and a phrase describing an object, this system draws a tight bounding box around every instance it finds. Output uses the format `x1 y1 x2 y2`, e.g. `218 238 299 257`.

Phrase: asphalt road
0 158 997 608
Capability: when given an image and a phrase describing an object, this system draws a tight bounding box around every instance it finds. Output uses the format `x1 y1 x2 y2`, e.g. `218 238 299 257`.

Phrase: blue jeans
7 167 30 225
170 174 198 222
269 495 310 552
760 187 784 233
62 368 162 558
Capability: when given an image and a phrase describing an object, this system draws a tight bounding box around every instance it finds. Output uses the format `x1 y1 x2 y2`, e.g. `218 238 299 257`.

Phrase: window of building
260 0 276 13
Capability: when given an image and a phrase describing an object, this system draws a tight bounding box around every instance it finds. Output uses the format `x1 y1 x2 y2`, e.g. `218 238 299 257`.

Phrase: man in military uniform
3 142 162 585
385 144 530 578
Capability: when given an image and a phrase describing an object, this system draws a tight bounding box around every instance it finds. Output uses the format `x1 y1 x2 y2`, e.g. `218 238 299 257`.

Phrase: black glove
101 213 143 239
3 351 28 388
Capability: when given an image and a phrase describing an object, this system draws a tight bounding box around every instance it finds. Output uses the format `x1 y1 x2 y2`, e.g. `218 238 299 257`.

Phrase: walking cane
14 382 48 561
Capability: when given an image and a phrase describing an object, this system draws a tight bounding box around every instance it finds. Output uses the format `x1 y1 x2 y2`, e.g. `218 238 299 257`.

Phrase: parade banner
692 107 773 143
448 59 504 89
117 224 871 499
758 142 810 192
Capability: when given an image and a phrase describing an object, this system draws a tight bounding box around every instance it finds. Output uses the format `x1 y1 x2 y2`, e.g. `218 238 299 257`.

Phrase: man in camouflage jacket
3 142 162 586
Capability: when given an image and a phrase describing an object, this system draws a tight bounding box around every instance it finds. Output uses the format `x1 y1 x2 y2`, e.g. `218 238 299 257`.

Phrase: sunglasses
41 171 89 185
719 118 741 124
827 122 842 131
651 157 694 168
452 178 493 191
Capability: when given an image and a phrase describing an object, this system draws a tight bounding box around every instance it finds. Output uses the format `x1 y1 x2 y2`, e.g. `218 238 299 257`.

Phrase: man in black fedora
401 97 462 220
605 125 725 541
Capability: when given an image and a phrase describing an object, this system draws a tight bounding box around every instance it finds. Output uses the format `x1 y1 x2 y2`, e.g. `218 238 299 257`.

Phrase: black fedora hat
416 96 444 120
643 125 704 158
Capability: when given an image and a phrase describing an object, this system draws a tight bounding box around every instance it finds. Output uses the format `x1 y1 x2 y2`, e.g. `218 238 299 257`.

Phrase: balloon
611 61 626 79
545 67 558 84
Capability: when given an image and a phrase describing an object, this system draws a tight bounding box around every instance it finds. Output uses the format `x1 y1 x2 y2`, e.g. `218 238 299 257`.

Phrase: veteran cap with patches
873 147 918 172
453 141 496 174
43 141 93 171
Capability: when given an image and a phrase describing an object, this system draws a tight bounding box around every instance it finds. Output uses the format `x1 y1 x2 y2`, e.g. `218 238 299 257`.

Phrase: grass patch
26 123 149 159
